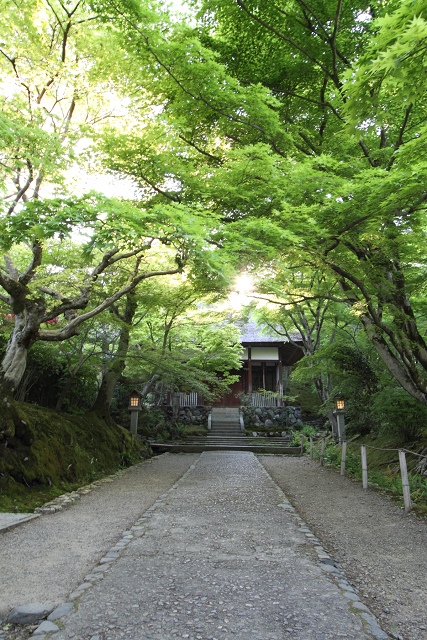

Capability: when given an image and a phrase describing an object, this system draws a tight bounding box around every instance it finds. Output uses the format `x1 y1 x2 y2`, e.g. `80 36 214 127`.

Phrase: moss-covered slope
0 400 142 511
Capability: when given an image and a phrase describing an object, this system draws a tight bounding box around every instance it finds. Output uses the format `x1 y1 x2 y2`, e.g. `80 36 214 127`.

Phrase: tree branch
178 135 222 163
235 0 335 82
387 103 413 170
19 241 43 286
39 268 181 341
137 170 181 202
7 160 34 214
359 138 377 167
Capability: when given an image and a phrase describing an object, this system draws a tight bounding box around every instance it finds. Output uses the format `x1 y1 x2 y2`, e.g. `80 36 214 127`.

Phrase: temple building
213 320 304 407
167 320 304 408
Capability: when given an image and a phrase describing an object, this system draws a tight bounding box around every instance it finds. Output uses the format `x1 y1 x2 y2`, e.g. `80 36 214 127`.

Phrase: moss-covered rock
0 399 144 510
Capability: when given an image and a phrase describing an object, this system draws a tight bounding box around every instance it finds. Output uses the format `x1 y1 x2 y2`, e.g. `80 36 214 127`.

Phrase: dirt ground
259 455 427 640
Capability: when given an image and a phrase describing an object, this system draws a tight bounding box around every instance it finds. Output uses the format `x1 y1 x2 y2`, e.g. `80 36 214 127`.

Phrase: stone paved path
0 453 199 620
51 452 387 640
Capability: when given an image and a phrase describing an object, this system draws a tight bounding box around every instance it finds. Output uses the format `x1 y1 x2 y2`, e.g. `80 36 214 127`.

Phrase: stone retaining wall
241 405 303 429
158 405 211 426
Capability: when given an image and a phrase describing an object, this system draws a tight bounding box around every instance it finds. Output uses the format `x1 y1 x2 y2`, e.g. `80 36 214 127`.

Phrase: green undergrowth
0 399 145 513
309 432 427 516
153 423 208 441
178 424 208 438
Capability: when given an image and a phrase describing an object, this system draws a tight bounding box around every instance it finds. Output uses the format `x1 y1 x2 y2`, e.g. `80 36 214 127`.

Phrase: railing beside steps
251 392 279 407
164 390 279 408
177 391 199 407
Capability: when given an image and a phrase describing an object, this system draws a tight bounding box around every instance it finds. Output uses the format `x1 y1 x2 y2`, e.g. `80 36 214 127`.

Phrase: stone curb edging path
0 514 40 534
0 468 135 535
255 460 389 640
16 451 390 640
33 472 131 515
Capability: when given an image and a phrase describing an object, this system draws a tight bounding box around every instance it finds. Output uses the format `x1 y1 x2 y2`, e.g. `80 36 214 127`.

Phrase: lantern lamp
129 390 142 411
334 398 346 443
128 390 142 437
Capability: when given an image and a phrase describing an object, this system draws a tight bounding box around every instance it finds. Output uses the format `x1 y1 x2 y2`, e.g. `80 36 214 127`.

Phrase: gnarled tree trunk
0 300 46 396
90 292 138 420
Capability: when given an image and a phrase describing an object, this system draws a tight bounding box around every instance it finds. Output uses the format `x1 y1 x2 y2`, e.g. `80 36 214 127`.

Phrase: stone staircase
150 407 301 454
210 407 242 437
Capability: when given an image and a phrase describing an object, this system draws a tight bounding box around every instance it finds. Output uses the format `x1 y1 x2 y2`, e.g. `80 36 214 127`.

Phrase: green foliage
296 424 318 437
310 438 427 508
311 441 360 473
318 342 380 435
121 282 242 402
290 425 317 450
372 386 427 440
344 0 427 123
90 0 427 419
120 451 136 467
5 0 427 452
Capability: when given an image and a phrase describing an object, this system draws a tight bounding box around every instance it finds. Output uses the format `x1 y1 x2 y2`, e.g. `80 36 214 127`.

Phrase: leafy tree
96 0 427 411
0 0 223 401
123 279 242 404
248 272 354 434
0 198 195 397
54 319 105 412
0 0 132 212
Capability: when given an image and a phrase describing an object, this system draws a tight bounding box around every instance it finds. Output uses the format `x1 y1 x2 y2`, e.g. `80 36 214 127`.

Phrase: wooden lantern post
128 390 142 437
334 398 346 444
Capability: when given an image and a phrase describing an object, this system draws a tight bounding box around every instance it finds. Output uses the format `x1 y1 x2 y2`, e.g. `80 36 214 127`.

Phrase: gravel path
0 453 198 620
3 452 423 640
259 455 427 640
12 451 389 640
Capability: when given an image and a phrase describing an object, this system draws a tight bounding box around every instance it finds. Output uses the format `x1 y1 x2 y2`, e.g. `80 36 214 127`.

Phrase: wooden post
130 410 139 437
399 450 412 514
361 445 368 489
278 350 283 406
310 437 313 460
248 347 252 402
340 441 347 476
320 437 326 466
300 434 305 455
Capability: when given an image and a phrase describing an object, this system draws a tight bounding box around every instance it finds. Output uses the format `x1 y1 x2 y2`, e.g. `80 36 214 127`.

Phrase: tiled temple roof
238 320 301 344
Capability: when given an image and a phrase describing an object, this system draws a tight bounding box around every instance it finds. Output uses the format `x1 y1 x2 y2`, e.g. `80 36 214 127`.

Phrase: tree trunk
313 374 337 437
90 292 137 420
360 314 427 406
54 375 76 412
140 374 160 400
327 409 338 439
0 307 43 396
14 366 37 403
91 369 123 421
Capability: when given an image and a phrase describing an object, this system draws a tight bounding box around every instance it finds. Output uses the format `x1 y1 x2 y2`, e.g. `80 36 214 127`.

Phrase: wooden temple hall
168 321 304 408
215 321 304 408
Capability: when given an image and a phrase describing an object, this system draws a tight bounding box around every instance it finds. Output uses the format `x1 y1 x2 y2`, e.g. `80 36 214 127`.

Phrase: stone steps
210 429 242 435
151 406 297 453
150 425 296 453
151 441 301 454
210 408 242 437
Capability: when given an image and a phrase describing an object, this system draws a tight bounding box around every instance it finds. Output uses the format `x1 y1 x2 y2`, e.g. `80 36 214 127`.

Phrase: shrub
372 387 427 440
